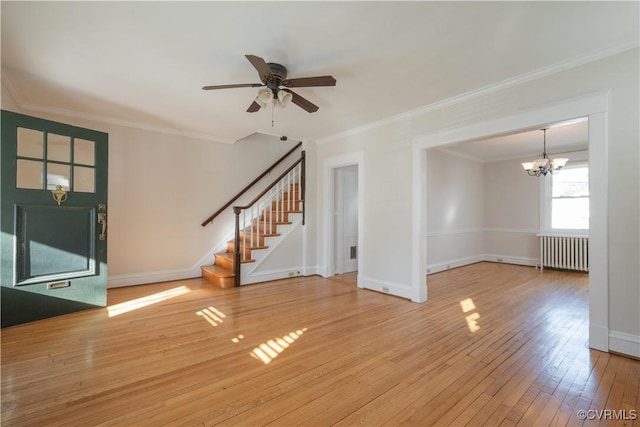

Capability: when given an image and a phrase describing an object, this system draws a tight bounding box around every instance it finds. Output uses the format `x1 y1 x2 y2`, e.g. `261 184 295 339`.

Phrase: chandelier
521 129 569 177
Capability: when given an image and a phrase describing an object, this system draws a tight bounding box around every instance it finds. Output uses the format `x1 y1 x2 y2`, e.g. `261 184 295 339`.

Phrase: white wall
426 149 484 271
316 48 639 357
483 157 540 265
425 149 541 272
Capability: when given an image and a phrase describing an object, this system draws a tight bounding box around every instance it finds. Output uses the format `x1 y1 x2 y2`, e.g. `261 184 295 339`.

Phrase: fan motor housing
267 63 287 80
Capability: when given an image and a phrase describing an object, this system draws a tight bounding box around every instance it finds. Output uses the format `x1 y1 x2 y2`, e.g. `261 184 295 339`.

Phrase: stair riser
227 241 265 256
274 192 302 201
202 268 235 288
260 211 296 223
214 253 234 270
250 221 290 234
236 234 266 247
271 200 302 211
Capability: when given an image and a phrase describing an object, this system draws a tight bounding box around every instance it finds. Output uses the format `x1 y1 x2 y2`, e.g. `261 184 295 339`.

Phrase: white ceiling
1 2 638 145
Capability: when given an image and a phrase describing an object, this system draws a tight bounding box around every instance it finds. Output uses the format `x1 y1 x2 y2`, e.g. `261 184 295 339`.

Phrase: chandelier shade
521 129 569 177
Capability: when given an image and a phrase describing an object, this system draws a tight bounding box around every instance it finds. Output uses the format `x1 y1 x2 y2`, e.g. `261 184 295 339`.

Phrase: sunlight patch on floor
460 297 481 332
107 286 190 317
196 306 227 327
251 328 307 365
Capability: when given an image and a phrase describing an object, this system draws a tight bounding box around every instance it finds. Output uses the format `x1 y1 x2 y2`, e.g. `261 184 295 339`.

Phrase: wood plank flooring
2 262 638 426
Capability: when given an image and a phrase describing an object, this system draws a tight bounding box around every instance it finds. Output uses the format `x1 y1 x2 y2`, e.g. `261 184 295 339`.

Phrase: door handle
98 204 107 240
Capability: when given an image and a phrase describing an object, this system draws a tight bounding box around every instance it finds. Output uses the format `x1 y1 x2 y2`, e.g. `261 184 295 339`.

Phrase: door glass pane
47 133 71 162
74 139 95 166
74 166 95 193
46 162 70 190
16 159 44 189
17 128 44 159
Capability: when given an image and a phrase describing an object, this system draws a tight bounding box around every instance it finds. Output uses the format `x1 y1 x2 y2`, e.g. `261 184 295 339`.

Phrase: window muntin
16 128 96 193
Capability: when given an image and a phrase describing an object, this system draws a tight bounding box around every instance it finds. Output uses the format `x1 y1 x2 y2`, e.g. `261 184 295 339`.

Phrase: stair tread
201 264 234 278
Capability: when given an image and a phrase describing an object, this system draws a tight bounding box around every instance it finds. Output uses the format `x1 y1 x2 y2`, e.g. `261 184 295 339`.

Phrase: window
551 166 589 229
541 161 589 233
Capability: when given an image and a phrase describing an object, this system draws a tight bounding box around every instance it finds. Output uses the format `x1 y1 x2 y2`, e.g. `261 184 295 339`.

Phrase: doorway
322 150 364 284
412 93 609 351
333 165 359 274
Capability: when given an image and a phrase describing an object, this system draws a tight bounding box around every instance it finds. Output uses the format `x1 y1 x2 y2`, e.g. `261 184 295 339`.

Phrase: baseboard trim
426 254 538 275
359 275 414 301
108 268 200 288
482 254 539 267
241 267 305 285
609 331 640 358
426 255 485 275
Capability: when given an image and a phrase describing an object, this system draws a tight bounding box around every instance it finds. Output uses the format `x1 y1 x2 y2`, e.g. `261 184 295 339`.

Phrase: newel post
233 206 242 286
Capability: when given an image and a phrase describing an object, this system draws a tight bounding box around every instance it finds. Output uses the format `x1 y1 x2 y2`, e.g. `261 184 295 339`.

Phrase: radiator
539 235 589 272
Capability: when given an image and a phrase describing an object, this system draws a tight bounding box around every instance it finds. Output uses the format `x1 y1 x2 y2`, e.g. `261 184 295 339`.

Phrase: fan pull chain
271 102 275 127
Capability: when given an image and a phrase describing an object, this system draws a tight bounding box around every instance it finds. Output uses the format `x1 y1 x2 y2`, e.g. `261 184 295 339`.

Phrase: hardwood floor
2 262 638 426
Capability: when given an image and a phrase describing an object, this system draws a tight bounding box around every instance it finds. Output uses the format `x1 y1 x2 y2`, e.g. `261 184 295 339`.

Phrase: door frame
322 150 364 286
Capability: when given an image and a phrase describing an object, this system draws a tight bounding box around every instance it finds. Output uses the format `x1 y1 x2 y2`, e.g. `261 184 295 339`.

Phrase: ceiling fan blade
282 89 319 113
202 83 263 90
281 76 336 88
245 54 273 81
247 100 262 113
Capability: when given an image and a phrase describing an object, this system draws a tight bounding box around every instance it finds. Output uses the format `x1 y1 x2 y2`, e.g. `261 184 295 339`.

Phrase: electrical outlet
382 286 389 292
427 268 431 273
497 258 504 262
446 264 451 269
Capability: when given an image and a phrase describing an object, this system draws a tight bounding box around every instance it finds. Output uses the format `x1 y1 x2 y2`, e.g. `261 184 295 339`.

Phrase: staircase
200 149 305 288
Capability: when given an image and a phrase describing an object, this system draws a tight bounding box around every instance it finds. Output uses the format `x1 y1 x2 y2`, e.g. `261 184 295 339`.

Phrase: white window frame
539 150 589 236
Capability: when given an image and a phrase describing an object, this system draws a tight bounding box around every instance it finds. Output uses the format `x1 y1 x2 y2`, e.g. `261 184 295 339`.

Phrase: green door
1 110 108 327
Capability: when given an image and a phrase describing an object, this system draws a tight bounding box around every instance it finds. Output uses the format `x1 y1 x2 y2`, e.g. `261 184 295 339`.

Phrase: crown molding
21 101 236 144
318 42 638 145
1 73 235 144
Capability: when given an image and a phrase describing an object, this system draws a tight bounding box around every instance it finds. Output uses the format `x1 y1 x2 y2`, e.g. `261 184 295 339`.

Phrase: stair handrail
201 141 302 227
234 152 304 213
233 151 305 285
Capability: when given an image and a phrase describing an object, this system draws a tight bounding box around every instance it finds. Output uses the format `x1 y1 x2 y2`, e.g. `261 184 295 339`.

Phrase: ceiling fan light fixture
254 96 268 109
257 88 274 104
277 90 293 108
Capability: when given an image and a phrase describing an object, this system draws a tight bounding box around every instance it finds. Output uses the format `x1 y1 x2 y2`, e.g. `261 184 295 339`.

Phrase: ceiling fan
202 54 336 113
